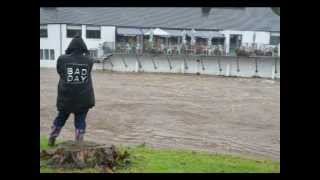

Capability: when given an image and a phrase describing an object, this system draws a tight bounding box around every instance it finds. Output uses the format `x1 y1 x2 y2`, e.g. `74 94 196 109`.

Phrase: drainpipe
60 24 62 56
224 33 230 55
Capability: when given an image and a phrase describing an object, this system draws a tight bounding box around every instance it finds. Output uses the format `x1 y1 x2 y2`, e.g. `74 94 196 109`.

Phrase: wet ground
40 68 280 160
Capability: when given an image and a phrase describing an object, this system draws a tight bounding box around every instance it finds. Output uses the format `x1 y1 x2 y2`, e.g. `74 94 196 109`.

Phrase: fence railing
92 53 279 79
109 44 279 57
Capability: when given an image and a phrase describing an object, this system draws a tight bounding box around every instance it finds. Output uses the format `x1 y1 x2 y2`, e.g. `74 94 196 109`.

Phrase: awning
143 29 183 37
187 30 224 38
141 28 150 34
210 31 225 38
140 28 224 38
144 28 170 36
117 27 143 36
165 29 183 37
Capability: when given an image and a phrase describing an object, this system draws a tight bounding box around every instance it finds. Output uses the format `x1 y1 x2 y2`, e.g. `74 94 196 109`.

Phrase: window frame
270 32 280 45
86 26 101 39
66 24 82 38
40 49 44 60
50 49 55 60
212 37 225 46
44 49 49 60
89 49 98 58
40 24 48 38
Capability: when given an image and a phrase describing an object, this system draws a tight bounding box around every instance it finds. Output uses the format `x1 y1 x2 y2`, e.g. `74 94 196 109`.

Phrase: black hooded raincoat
56 36 95 113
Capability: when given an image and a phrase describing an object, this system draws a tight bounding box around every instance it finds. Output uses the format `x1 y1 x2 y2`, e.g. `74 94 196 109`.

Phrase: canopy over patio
165 29 184 37
144 28 170 37
138 28 225 39
187 30 224 39
117 27 143 36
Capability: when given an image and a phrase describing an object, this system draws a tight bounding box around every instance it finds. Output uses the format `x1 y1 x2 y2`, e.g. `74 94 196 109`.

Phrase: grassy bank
40 137 279 173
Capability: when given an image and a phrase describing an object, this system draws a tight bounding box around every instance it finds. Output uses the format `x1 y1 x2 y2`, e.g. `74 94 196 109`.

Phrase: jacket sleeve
89 57 94 72
56 56 63 76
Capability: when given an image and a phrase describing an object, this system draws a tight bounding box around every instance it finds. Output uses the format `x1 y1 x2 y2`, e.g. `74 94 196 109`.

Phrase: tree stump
40 141 130 172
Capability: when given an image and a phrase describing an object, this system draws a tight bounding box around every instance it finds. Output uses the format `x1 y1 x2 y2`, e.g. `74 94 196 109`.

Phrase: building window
40 49 44 60
67 25 82 38
40 25 48 38
270 33 280 45
86 26 101 39
50 49 55 60
44 49 49 60
212 38 225 45
89 49 98 58
270 36 280 45
40 49 55 60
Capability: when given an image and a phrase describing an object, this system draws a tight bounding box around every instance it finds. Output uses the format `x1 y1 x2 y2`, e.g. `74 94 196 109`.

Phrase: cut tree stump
40 141 130 172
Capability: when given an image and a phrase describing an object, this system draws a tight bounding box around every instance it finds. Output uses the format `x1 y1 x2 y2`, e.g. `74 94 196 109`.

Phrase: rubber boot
75 129 85 144
48 126 62 147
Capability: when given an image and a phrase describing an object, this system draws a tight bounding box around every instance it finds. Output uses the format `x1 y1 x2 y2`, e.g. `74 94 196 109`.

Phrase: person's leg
74 110 89 143
48 111 70 146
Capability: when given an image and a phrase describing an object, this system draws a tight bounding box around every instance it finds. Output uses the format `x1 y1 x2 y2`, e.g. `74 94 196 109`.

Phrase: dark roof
40 7 280 32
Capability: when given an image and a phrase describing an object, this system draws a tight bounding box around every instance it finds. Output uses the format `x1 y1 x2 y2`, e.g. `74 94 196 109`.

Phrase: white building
40 7 280 68
40 23 115 67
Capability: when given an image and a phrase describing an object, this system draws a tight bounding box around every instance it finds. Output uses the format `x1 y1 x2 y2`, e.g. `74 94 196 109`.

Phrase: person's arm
91 57 95 72
56 56 63 76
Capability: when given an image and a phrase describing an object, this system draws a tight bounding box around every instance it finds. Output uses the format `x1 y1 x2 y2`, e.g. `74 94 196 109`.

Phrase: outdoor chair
176 46 182 55
203 47 208 56
166 48 173 55
125 44 131 54
207 48 214 56
131 46 136 54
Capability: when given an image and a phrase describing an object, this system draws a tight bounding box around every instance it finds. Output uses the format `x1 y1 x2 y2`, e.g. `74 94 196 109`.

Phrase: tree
271 7 280 16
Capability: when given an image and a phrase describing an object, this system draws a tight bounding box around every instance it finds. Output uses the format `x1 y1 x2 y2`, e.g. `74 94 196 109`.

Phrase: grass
40 136 279 173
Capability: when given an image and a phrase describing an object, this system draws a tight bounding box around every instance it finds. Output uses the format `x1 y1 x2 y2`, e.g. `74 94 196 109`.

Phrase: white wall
40 25 279 79
61 24 116 52
40 24 61 67
84 25 116 50
94 54 280 79
40 24 116 67
220 30 271 54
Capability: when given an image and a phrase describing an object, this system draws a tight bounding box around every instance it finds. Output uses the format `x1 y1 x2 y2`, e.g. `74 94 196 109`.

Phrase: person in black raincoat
48 36 95 146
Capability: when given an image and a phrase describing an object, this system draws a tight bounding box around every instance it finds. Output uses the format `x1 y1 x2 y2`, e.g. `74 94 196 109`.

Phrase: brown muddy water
40 68 280 160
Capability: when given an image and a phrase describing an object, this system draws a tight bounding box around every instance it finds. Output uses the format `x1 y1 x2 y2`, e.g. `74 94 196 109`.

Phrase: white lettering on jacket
65 64 89 84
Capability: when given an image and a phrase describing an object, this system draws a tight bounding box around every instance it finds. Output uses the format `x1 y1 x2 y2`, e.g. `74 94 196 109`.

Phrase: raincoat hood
65 36 89 55
56 36 95 113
